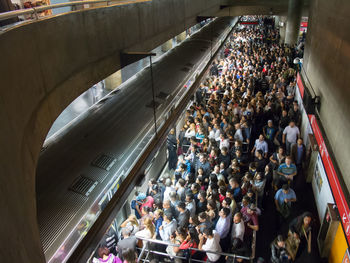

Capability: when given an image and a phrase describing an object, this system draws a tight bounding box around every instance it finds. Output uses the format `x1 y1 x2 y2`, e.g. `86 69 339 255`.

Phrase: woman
135 217 155 247
271 235 291 263
206 200 219 227
289 212 313 258
168 228 186 263
179 228 199 259
120 215 139 236
92 247 122 263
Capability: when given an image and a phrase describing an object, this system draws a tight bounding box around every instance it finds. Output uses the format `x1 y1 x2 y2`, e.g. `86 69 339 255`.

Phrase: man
199 228 222 262
176 201 190 228
231 212 245 242
215 207 232 251
176 178 186 202
196 190 208 214
185 192 196 218
242 204 259 241
117 227 137 259
277 156 297 185
222 197 233 221
218 147 231 169
195 153 211 176
159 211 177 241
163 199 177 218
263 120 278 153
274 184 297 220
282 120 300 155
229 177 242 203
163 178 175 201
288 101 301 127
225 188 238 213
251 134 268 158
254 149 267 173
234 123 244 142
167 128 178 171
291 138 306 172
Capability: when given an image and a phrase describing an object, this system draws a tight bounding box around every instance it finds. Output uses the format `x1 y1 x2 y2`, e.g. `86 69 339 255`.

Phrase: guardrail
0 0 150 23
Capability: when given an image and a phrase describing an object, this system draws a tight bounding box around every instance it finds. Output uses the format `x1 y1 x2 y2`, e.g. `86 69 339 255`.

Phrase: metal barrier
0 0 150 23
135 236 255 263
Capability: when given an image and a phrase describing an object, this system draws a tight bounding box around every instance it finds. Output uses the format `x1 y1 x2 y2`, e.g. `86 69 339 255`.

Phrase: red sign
300 22 308 28
239 21 258 25
297 72 304 99
308 114 350 245
343 248 350 263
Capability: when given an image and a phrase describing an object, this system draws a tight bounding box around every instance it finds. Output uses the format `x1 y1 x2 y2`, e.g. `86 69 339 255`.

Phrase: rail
0 0 150 22
136 237 255 262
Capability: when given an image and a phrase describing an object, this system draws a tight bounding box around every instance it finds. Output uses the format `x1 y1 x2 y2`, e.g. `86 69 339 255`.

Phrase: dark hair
178 178 186 187
203 227 213 236
282 184 289 191
98 247 110 258
122 247 136 262
224 197 232 206
177 201 186 210
222 207 231 217
198 212 208 220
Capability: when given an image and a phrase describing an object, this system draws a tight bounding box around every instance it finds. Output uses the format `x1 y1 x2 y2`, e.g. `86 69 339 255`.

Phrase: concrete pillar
279 16 287 44
176 31 187 43
104 70 122 91
285 0 303 45
161 39 173 52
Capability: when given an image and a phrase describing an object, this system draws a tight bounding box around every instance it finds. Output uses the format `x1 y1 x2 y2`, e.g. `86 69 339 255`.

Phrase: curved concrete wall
0 0 222 261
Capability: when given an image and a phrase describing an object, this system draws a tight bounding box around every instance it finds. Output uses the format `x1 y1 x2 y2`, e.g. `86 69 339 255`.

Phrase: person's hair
177 201 186 210
128 215 139 227
165 178 172 187
234 212 242 219
169 191 177 199
219 186 227 196
122 247 136 262
164 210 173 220
198 190 206 199
98 247 110 258
222 207 231 217
286 156 292 161
198 212 208 220
224 197 232 206
207 200 217 210
227 188 235 196
191 183 200 192
144 218 155 237
142 206 151 214
186 192 194 200
282 184 289 191
190 215 199 225
188 227 199 244
178 178 186 187
276 234 284 243
203 227 213 237
155 209 163 217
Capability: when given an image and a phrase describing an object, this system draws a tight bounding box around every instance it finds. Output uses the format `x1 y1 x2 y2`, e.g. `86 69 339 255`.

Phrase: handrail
135 236 252 260
0 0 150 22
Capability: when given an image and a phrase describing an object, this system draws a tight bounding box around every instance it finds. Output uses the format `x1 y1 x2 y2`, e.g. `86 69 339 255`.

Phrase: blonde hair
144 218 155 237
128 214 139 227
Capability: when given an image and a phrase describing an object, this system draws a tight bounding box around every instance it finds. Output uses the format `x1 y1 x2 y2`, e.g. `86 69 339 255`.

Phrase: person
269 146 286 189
196 190 208 214
117 227 137 260
122 247 137 263
275 184 297 220
159 211 177 241
277 156 297 186
167 128 178 171
263 120 278 153
231 212 245 242
199 228 222 262
251 134 268 158
153 209 163 239
176 201 190 228
120 215 139 236
270 235 291 263
290 138 306 172
289 212 313 259
92 247 122 263
135 217 155 247
197 212 213 233
282 121 300 155
215 207 232 251
185 192 196 218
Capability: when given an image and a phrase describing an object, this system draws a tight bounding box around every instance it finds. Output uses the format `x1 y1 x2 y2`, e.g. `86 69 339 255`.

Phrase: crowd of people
92 16 313 263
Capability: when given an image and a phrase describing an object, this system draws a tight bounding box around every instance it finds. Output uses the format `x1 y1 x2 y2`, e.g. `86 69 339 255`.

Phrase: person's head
276 235 285 247
268 120 273 127
247 203 257 214
144 218 155 235
122 247 136 263
259 134 264 141
178 178 186 187
122 226 132 238
302 212 313 226
163 200 171 210
164 210 173 222
127 215 139 226
185 192 194 203
169 191 177 201
222 197 232 208
256 149 263 158
198 190 206 201
142 206 151 215
285 156 292 165
297 138 303 146
203 227 213 238
229 178 239 188
219 207 230 218
226 188 235 199
289 120 295 127
165 178 172 187
176 201 186 212
189 215 199 226
282 184 290 194
235 149 242 157
136 192 147 203
199 154 206 163
191 183 200 193
282 109 287 116
154 209 163 220
278 146 284 155
207 200 216 211
198 212 208 222
233 212 242 224
98 247 110 258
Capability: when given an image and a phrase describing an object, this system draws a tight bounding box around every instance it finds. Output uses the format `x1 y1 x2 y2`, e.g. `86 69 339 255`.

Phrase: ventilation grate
91 154 117 171
69 176 98 196
156 92 169 100
181 67 191 72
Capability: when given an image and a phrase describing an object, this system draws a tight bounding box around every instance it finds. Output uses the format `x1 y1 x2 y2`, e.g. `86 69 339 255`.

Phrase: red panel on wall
308 114 350 245
297 72 304 99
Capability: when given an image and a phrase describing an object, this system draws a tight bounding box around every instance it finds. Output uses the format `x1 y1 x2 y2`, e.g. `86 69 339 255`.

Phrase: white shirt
163 186 175 201
185 128 195 139
135 229 152 246
283 125 300 143
202 231 222 262
231 221 245 242
234 129 244 142
219 139 230 151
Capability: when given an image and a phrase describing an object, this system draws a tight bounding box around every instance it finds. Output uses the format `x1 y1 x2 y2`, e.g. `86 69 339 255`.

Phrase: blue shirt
215 216 231 239
278 163 297 176
297 145 303 165
275 188 296 206
254 139 268 153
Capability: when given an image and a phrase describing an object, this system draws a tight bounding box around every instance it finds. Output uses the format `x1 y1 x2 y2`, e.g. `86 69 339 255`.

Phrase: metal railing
0 0 150 23
136 236 255 263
